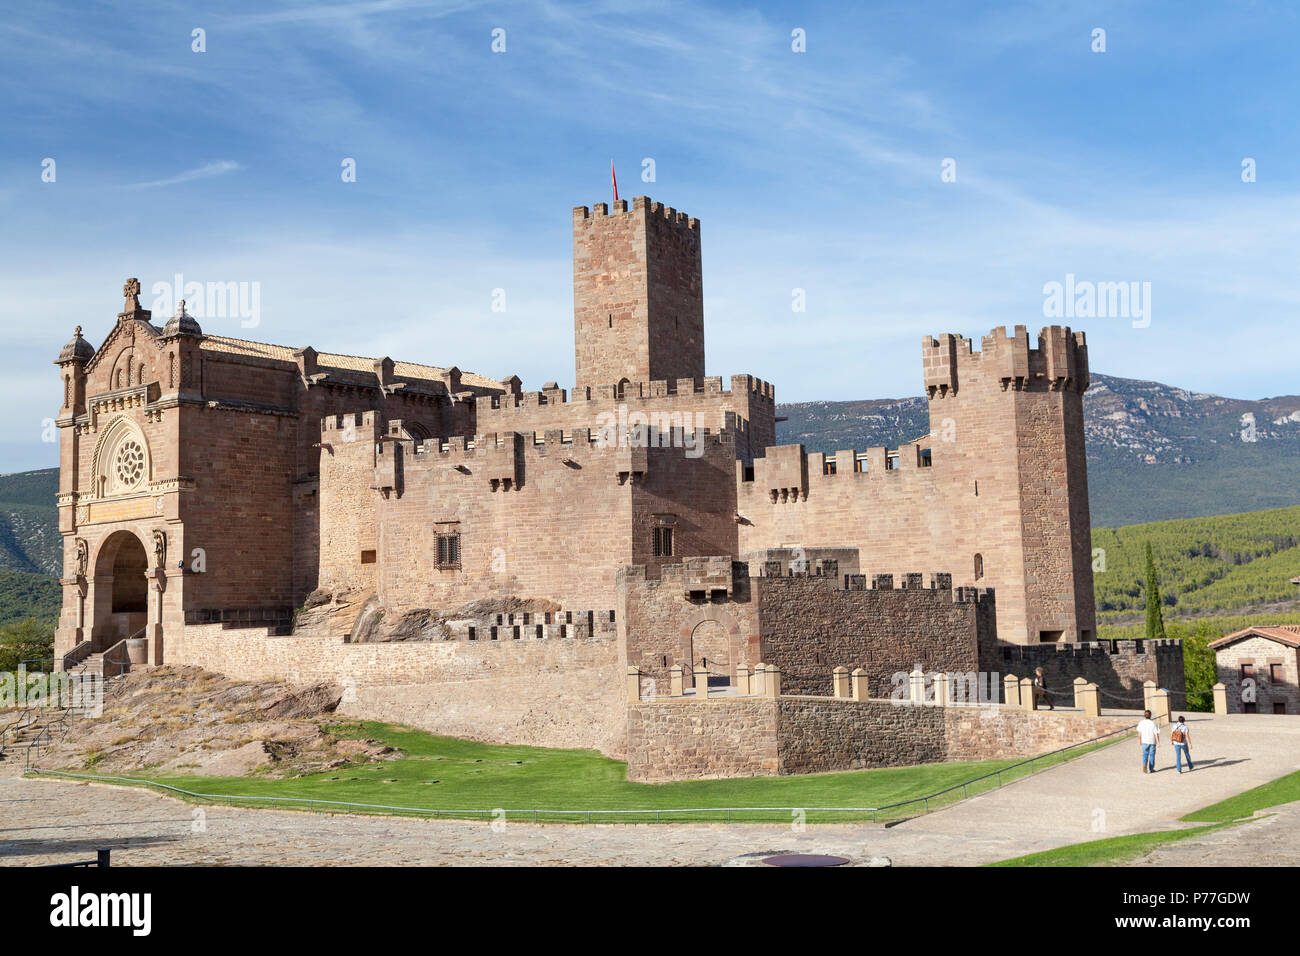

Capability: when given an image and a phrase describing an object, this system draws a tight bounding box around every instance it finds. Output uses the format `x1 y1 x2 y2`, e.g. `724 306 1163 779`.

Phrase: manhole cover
761 854 849 867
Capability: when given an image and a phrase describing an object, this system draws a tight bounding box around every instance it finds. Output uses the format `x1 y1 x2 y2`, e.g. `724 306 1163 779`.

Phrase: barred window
436 533 461 567
652 526 673 557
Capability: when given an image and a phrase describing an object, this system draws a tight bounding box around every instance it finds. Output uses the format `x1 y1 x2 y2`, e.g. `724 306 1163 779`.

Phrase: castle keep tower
572 196 704 390
924 325 1095 644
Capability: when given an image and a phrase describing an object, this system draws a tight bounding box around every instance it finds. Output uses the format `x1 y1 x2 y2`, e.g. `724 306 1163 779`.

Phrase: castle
52 195 1183 778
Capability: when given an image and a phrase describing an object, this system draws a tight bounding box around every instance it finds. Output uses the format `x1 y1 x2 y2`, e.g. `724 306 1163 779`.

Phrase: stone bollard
1003 674 1021 707
1142 680 1156 713
1020 677 1036 712
851 667 869 702
626 666 641 702
1073 677 1088 709
1213 682 1228 715
909 669 927 706
753 663 767 697
1078 682 1101 717
1150 688 1170 725
735 664 752 696
669 664 684 698
695 666 711 699
764 666 781 698
832 666 850 699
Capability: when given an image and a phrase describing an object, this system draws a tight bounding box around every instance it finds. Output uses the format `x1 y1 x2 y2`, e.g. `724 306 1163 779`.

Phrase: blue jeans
1175 743 1193 771
1141 743 1157 770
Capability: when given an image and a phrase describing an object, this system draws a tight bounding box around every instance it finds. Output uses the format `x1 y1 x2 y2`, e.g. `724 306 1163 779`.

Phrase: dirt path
2 714 1297 866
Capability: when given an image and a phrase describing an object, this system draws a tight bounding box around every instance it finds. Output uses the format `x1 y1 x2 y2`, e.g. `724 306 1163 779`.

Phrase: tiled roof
201 335 502 390
1210 625 1300 650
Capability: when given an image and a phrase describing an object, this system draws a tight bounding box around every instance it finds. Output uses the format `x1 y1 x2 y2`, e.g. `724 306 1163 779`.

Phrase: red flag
611 160 619 203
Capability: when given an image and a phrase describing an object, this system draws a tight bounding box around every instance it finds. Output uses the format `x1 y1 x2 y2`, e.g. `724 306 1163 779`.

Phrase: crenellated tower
923 325 1094 644
572 196 704 391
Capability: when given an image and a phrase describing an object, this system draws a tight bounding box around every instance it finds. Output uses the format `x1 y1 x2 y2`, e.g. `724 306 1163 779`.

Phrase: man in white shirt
1136 710 1160 774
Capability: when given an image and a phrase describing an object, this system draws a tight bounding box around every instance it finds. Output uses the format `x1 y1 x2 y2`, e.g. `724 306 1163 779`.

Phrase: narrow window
436 532 461 567
973 553 984 581
652 526 674 557
1269 663 1283 683
1240 663 1254 680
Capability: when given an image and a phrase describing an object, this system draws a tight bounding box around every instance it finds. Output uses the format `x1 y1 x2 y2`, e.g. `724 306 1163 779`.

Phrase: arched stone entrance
691 619 732 687
90 530 150 650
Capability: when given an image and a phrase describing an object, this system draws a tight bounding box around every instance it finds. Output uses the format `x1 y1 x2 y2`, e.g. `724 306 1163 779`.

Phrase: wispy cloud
1 0 1298 473
125 161 243 189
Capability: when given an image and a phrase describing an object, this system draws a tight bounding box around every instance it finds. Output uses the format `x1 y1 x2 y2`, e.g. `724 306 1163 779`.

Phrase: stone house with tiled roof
1210 625 1300 715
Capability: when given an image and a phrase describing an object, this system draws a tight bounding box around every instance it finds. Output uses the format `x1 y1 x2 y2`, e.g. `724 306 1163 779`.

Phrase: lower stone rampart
626 695 1132 782
170 622 626 756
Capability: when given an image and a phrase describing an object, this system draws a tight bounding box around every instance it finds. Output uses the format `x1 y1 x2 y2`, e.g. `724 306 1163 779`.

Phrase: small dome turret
160 299 203 339
57 326 94 364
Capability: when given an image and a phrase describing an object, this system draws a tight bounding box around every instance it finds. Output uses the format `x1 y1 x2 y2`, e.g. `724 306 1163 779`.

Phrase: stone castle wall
616 560 991 700
318 418 742 616
995 639 1185 710
627 695 1132 782
755 574 989 698
170 621 627 756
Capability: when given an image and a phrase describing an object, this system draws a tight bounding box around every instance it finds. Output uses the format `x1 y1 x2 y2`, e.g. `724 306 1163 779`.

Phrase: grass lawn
1180 768 1300 823
35 720 1121 824
989 767 1300 867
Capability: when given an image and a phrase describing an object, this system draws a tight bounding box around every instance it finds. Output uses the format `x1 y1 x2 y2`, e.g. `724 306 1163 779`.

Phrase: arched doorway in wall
691 619 732 687
90 531 150 650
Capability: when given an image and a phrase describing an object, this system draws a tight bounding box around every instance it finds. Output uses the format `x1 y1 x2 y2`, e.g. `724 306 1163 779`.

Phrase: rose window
114 440 145 489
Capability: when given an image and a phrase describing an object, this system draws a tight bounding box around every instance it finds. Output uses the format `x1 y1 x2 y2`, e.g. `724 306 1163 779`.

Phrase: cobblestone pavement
2 714 1297 866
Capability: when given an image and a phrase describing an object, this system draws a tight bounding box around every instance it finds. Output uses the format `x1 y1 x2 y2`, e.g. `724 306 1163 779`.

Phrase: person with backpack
1136 710 1160 773
1171 715 1193 773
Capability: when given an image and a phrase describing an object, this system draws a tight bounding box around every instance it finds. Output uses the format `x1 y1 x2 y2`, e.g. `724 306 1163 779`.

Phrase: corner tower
923 325 1095 645
572 196 704 390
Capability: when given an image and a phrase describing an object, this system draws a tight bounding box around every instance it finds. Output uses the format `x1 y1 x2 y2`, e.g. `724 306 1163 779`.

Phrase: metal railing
43 849 110 868
30 722 1135 824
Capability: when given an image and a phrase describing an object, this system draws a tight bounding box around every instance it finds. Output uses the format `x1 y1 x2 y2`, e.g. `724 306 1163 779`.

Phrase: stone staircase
0 706 76 775
0 660 128 774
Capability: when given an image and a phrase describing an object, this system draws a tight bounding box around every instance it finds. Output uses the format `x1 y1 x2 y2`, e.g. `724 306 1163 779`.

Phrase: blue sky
2 0 1298 472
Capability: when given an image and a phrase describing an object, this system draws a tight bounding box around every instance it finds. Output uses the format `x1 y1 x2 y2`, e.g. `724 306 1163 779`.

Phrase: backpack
1171 726 1185 744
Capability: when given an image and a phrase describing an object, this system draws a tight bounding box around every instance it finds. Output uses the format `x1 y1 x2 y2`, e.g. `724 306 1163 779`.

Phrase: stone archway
691 619 732 687
90 530 150 650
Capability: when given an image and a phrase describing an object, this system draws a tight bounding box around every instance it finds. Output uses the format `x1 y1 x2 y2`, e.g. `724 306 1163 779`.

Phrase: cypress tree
1144 541 1167 641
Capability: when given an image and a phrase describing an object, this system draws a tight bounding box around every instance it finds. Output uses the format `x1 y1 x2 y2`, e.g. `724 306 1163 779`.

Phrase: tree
0 618 54 673
1176 622 1219 713
1143 541 1167 641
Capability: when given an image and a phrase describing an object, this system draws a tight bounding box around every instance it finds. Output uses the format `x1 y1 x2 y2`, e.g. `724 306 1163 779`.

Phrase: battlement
741 547 860 580
573 195 700 233
739 440 934 501
404 426 731 460
923 325 1089 398
478 373 775 413
321 410 383 438
443 608 619 643
1000 638 1182 661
